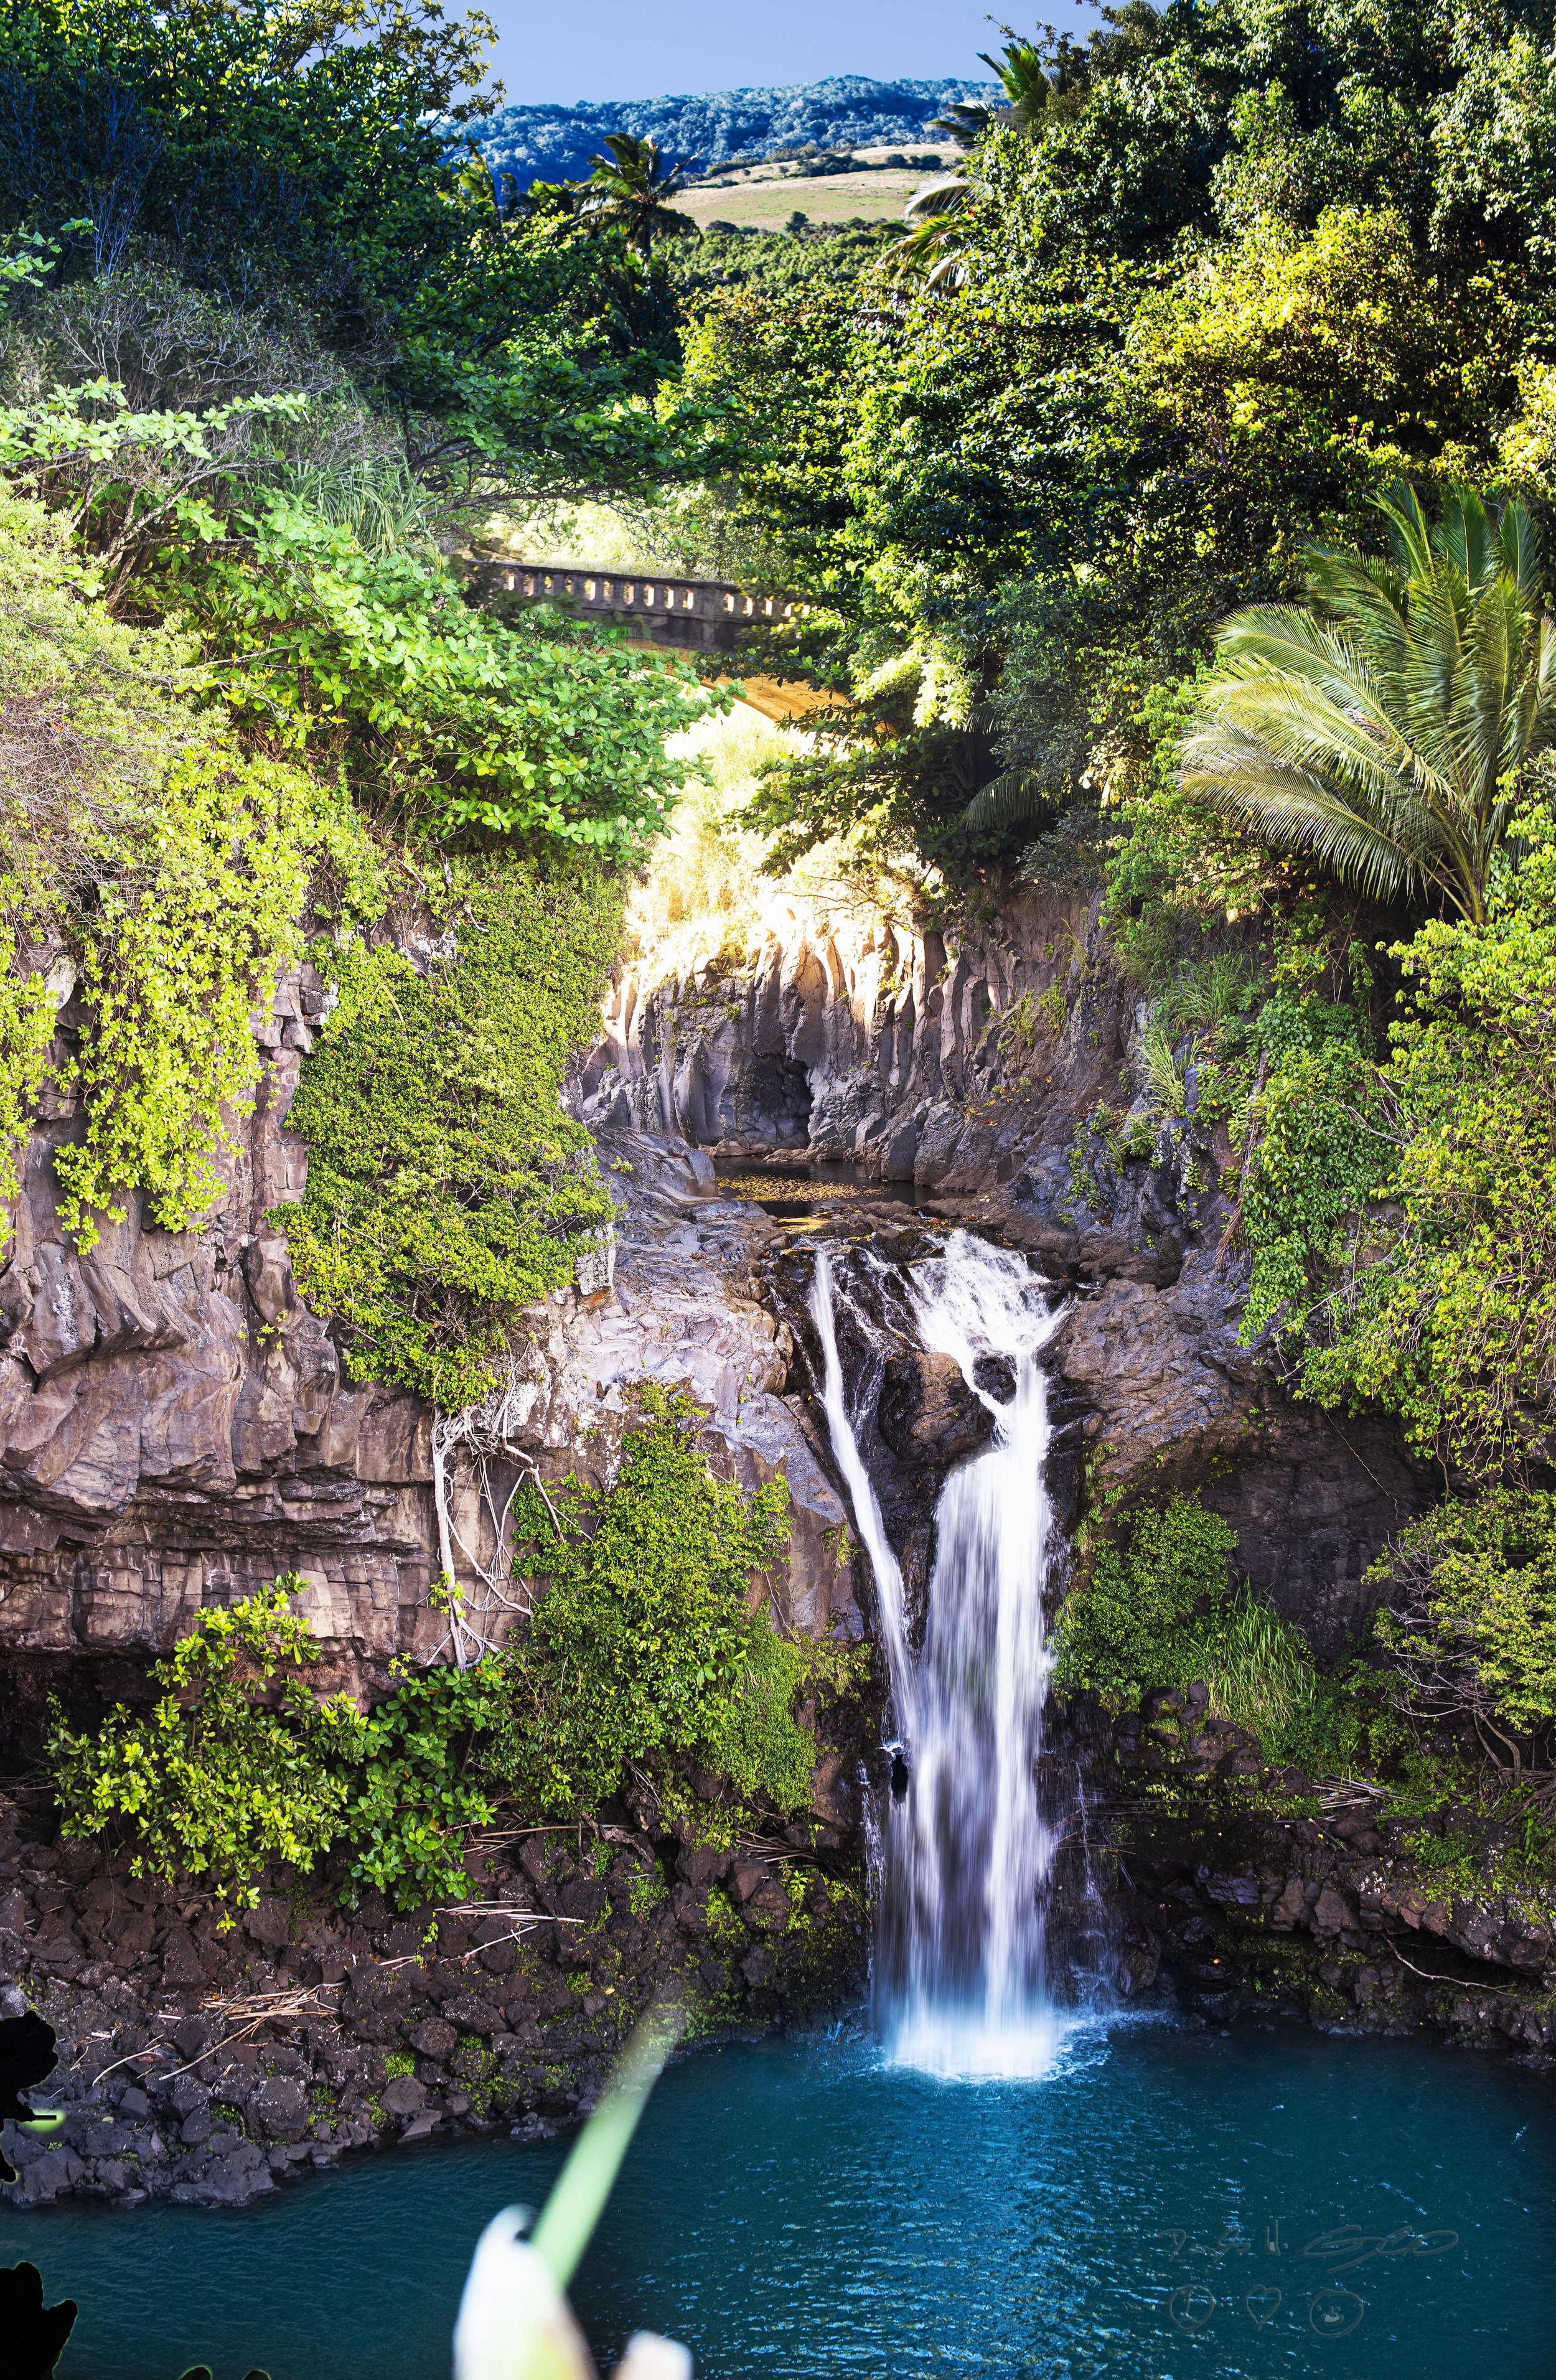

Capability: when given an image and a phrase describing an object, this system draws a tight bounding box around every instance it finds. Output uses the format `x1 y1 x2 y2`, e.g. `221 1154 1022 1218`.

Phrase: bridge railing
461 558 812 652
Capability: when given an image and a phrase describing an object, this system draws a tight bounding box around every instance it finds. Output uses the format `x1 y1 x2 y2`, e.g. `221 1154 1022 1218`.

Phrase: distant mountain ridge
462 74 1001 186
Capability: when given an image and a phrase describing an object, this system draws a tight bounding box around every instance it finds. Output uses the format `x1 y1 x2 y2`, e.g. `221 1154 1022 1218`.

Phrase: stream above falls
11 2020 1553 2379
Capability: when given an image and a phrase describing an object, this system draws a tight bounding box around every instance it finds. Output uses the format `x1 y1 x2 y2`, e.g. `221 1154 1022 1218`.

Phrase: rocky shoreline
1105 1687 1556 2066
0 1783 868 2209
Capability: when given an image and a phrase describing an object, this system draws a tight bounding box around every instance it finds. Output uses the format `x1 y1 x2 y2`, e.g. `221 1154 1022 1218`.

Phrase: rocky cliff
1102 1686 1556 2068
0 955 879 2209
581 876 1433 1651
0 865 1465 2209
0 963 864 1761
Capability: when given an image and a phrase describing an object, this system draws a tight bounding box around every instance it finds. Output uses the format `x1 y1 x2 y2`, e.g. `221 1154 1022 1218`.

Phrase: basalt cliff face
0 956 874 2209
0 875 1469 2210
579 877 1433 1654
0 878 1425 1733
0 964 863 1763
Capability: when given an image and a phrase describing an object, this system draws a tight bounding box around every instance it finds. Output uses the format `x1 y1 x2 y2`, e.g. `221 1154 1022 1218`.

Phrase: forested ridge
1 0 1556 1922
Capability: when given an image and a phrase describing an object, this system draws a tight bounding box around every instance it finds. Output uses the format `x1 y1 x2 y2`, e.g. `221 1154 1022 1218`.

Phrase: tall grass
1140 1021 1188 1117
1161 949 1262 1045
1199 1589 1323 1761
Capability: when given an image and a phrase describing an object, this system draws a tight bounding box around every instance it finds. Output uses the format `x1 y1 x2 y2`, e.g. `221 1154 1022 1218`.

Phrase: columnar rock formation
582 879 1432 1651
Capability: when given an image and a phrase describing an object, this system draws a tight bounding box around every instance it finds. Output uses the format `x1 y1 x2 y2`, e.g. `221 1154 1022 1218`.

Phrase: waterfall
809 1230 1072 2079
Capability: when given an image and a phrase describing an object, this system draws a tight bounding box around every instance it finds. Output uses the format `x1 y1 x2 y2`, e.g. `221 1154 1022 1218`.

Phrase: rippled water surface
6 2017 1552 2380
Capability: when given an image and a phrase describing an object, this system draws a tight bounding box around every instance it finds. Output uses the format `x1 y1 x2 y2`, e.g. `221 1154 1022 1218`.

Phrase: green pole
528 2003 687 2292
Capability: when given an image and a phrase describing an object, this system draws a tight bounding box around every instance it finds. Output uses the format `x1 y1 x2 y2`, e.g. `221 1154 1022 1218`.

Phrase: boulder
249 2076 309 2143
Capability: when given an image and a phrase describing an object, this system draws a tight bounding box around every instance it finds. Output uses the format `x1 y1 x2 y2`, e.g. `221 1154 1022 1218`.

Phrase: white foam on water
883 2002 1074 2083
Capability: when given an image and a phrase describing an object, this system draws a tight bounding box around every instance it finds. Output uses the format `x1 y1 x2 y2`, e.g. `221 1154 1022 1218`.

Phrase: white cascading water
810 1230 1069 2079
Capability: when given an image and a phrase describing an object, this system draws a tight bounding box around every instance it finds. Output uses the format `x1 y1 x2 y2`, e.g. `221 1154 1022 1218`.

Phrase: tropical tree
1178 484 1556 922
929 32 1089 148
878 179 977 291
574 134 695 258
886 33 1071 291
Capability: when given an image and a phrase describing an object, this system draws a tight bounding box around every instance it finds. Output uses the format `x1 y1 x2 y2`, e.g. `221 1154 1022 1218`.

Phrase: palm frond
1500 496 1544 604
927 101 993 150
962 769 1055 832
904 175 972 223
878 215 968 290
1436 484 1498 597
1179 725 1436 905
1184 482 1553 919
1194 637 1429 811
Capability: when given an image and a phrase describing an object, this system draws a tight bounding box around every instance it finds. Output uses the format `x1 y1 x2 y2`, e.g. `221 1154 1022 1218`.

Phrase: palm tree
1178 484 1556 922
886 34 1096 295
573 133 695 258
878 179 976 291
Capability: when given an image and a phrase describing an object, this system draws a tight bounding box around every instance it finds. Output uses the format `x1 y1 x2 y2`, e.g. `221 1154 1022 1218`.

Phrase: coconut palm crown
574 133 695 258
1178 482 1556 922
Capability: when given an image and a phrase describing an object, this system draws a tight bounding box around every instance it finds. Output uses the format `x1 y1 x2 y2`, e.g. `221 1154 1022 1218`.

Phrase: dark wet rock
1102 1690 1556 2064
0 1784 873 2208
877 1351 993 1465
250 2075 309 2142
971 1354 1015 1403
407 2017 457 2063
246 1897 292 1951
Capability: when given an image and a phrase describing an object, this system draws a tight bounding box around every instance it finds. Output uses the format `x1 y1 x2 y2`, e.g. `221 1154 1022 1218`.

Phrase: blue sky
477 0 1097 107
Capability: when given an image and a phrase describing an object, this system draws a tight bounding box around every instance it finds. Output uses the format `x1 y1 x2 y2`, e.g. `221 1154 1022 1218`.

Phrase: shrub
701 1621 825 1815
1300 805 1556 1479
334 1661 510 1911
497 1391 808 1817
1369 1489 1556 1752
44 1405 835 1917
47 1582 363 1923
1055 1491 1328 1764
0 485 387 1250
1056 1493 1240 1702
53 749 318 1248
183 497 721 856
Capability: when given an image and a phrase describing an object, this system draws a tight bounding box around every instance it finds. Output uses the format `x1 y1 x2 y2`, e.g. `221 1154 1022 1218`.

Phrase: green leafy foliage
47 1581 363 1923
497 1391 813 1818
336 1662 510 1910
700 1620 825 1815
53 749 316 1246
1368 1489 1556 1745
280 850 624 1410
1055 1490 1331 1765
0 485 382 1250
47 1408 837 1915
172 498 718 854
667 221 894 301
0 0 710 502
1237 986 1392 1342
1296 803 1556 1476
47 1583 505 1921
1056 1492 1243 1703
1178 485 1553 924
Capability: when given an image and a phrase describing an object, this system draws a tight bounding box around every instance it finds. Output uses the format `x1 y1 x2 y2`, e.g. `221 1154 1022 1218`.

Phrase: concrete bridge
461 556 811 654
